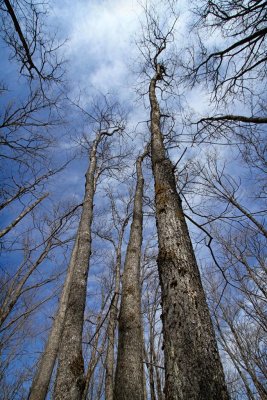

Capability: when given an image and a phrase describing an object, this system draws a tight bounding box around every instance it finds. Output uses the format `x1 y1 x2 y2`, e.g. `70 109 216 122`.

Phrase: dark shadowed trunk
114 152 147 400
149 65 229 400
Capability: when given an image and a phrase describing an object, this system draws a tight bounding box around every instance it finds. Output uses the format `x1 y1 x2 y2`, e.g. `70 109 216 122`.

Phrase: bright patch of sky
52 0 143 97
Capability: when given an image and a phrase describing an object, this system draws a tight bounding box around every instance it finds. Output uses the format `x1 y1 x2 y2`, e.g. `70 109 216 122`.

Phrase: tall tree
179 2 267 394
138 4 229 398
183 150 267 398
53 98 125 400
114 148 148 400
29 97 126 400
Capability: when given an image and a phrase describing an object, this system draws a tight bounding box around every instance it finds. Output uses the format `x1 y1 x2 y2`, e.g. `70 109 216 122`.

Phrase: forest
0 0 266 399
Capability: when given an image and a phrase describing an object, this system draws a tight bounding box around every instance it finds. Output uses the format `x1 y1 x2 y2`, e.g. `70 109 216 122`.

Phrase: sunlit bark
149 65 229 399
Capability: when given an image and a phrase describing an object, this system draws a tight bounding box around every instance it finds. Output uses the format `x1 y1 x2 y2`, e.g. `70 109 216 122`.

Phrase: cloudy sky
1 1 265 397
53 0 143 99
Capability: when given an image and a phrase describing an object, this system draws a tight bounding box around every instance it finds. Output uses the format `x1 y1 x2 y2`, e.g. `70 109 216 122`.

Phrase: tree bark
28 240 78 400
149 67 229 400
52 135 101 400
105 229 125 400
114 153 146 400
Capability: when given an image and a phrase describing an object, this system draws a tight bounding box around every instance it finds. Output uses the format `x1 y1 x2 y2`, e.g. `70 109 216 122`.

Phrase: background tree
177 149 267 398
184 0 267 105
142 251 164 400
0 0 69 396
92 187 132 400
0 0 64 83
177 2 267 396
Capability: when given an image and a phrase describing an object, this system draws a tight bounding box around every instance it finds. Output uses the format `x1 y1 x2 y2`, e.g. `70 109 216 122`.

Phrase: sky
0 1 266 398
52 0 143 99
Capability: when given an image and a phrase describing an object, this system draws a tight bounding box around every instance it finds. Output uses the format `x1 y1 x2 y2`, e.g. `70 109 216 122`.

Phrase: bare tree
0 201 80 330
180 0 267 170
143 261 164 400
114 148 148 400
0 0 68 247
137 3 229 398
0 6 69 379
91 187 132 400
0 0 64 83
177 145 267 398
205 265 267 399
0 199 81 396
184 0 267 104
104 239 124 400
82 288 109 400
29 96 126 400
0 48 71 395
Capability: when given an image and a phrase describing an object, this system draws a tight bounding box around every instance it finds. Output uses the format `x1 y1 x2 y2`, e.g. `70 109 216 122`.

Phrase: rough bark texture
114 154 145 400
149 68 229 400
53 135 100 400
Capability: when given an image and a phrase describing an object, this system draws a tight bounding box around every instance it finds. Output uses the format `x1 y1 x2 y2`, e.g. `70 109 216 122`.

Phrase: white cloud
53 0 142 94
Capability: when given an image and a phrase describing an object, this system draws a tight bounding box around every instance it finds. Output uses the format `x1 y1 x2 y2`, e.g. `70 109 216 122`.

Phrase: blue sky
0 1 266 398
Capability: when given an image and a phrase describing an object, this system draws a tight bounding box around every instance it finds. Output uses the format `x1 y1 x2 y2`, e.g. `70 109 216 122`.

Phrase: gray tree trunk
149 67 229 400
105 230 125 400
52 135 102 400
114 153 146 400
28 240 78 400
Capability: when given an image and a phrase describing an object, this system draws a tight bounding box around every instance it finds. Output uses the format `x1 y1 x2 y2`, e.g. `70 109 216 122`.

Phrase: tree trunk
152 336 163 400
114 153 146 400
144 347 156 400
28 240 78 400
149 67 229 400
105 234 124 400
52 135 101 400
82 312 106 400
